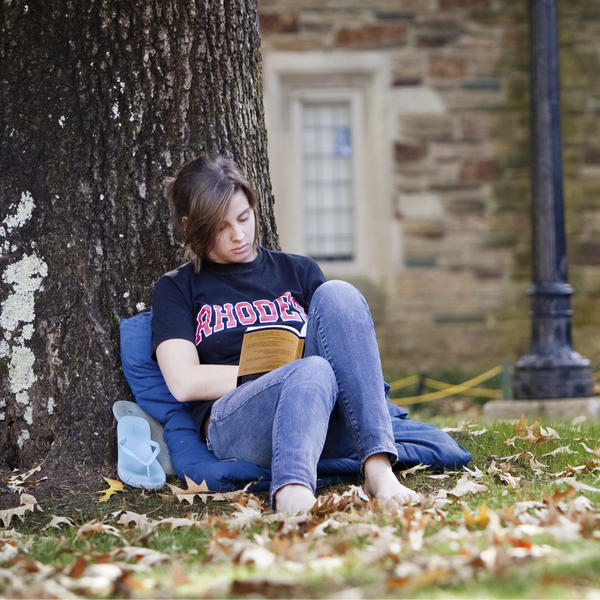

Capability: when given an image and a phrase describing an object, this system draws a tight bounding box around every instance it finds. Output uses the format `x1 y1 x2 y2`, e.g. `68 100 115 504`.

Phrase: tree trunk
0 0 278 474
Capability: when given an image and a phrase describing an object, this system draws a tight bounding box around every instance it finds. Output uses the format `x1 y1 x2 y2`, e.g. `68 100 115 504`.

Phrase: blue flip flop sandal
113 400 175 475
117 416 166 489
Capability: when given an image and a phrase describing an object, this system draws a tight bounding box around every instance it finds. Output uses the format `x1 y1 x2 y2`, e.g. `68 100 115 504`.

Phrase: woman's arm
156 338 238 402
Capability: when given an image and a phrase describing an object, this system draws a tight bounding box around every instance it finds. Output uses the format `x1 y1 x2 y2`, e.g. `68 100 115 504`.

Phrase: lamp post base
513 353 593 399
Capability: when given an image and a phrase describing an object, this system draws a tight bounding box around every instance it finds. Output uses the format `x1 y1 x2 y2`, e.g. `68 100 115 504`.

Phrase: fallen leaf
158 516 202 530
551 477 600 493
4 461 47 492
487 461 521 489
111 545 171 567
0 494 41 528
506 534 532 549
551 461 599 478
397 464 430 479
543 485 575 506
311 486 368 516
227 504 264 530
43 515 75 530
387 569 455 592
539 425 559 439
463 465 484 479
76 521 126 542
67 555 88 578
580 442 600 458
505 415 560 446
20 493 38 506
230 577 297 598
442 421 488 437
58 562 125 596
115 511 153 530
542 445 576 457
207 481 255 503
446 475 488 498
97 478 124 502
463 502 490 528
498 451 546 472
167 475 211 504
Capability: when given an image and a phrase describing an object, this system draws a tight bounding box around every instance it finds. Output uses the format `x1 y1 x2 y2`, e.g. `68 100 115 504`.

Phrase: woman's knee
310 280 368 317
288 356 338 399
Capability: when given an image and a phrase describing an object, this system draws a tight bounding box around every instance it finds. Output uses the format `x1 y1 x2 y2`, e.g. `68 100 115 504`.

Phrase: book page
238 327 304 377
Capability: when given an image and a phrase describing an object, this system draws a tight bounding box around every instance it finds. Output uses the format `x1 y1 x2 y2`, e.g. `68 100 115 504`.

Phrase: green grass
2 416 600 598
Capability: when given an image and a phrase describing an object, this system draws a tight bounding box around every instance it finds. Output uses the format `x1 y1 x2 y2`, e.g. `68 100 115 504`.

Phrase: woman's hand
156 338 238 402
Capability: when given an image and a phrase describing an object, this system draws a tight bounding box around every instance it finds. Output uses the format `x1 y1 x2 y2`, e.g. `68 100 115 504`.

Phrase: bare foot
274 484 317 514
364 454 419 504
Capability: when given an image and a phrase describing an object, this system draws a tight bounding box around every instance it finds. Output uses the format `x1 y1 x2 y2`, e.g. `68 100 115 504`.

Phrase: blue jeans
206 280 398 506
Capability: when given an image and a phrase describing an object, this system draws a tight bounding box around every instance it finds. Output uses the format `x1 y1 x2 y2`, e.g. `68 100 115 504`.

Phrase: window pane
301 101 354 261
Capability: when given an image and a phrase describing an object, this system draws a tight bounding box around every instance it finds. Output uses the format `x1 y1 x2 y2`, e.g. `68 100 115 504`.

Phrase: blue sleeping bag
119 311 471 491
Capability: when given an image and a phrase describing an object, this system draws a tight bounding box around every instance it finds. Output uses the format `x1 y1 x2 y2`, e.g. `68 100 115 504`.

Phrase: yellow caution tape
387 374 419 391
389 364 504 406
423 377 503 399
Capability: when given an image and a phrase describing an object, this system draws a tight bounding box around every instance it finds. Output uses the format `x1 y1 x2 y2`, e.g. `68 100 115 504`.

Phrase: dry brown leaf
311 486 368 516
167 475 211 504
542 445 576 457
230 577 297 598
551 477 600 493
111 545 171 567
158 516 202 530
463 465 484 479
551 461 598 478
4 461 47 492
543 485 576 507
0 493 41 528
487 460 521 490
76 520 126 542
114 511 158 533
0 538 21 564
58 562 125 596
442 421 487 436
43 515 75 530
505 415 560 446
580 442 600 458
227 504 264 530
388 569 455 593
209 482 255 503
397 463 430 479
446 474 489 498
501 451 546 472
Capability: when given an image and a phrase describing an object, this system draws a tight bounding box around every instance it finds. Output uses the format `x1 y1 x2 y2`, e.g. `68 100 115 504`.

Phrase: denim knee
311 280 369 321
288 355 338 406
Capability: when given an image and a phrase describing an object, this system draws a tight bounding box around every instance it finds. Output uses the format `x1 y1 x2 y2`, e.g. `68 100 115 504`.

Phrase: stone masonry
258 0 600 374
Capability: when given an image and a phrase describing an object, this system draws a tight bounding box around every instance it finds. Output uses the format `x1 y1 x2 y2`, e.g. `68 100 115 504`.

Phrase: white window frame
263 51 398 284
290 89 365 271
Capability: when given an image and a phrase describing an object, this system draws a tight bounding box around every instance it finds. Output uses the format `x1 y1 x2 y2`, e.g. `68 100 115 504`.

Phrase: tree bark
0 0 278 472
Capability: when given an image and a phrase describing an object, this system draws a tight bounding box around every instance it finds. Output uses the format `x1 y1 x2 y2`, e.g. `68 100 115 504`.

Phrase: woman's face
207 189 257 264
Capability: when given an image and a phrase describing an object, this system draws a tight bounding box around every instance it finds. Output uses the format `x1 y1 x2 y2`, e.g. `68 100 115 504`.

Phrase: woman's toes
275 484 316 514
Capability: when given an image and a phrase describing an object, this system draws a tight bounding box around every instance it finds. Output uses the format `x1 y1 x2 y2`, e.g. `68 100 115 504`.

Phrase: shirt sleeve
302 257 327 306
151 274 196 358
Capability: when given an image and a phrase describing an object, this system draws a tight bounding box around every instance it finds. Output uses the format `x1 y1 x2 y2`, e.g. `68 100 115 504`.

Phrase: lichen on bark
0 0 277 470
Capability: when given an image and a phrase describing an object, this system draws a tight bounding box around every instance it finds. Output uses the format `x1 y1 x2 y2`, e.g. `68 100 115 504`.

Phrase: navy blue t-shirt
151 247 326 368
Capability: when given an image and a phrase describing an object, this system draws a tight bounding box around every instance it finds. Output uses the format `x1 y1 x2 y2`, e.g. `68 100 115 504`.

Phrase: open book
237 322 307 385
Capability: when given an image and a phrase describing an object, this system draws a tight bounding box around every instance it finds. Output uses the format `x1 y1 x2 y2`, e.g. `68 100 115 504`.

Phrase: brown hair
164 155 259 271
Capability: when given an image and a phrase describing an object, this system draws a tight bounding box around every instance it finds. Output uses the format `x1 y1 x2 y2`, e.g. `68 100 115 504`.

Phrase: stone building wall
258 0 600 373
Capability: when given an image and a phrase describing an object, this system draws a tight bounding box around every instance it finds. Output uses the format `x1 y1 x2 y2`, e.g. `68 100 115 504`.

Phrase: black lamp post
513 0 594 399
